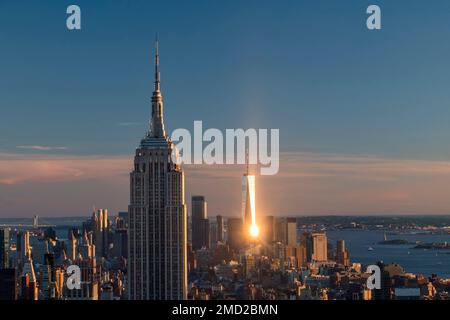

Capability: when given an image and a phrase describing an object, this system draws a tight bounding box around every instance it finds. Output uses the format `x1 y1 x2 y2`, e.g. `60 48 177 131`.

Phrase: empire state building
128 41 187 300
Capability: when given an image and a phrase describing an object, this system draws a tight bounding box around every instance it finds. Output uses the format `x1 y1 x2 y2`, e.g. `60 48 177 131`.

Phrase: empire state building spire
154 37 161 93
150 38 166 138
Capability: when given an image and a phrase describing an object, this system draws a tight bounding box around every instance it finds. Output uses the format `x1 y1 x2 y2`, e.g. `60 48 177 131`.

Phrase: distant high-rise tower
0 228 10 269
68 230 77 261
40 253 55 299
191 196 209 250
93 209 109 257
286 218 297 246
19 231 30 262
216 215 224 242
242 152 256 238
336 239 350 266
311 232 328 262
275 217 297 246
227 218 243 251
128 40 187 300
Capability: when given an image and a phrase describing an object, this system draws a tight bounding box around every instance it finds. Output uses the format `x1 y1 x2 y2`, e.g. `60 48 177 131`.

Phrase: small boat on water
368 247 374 251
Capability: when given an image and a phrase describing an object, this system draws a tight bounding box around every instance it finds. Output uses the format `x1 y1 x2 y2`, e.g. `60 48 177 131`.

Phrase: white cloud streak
2 151 450 216
16 145 68 151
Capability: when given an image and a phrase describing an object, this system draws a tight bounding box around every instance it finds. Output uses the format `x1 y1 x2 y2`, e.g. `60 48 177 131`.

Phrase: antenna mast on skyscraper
154 34 160 93
245 146 249 175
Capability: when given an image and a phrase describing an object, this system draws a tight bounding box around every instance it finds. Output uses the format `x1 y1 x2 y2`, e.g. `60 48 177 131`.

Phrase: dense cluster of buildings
186 209 450 300
1 208 449 300
0 210 127 300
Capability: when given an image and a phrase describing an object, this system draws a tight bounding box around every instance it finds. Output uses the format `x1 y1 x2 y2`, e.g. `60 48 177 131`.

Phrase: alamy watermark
66 264 81 290
66 5 81 30
170 121 279 175
66 4 381 32
366 265 381 290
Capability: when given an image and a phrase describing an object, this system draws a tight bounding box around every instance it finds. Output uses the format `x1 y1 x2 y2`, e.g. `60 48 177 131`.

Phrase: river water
327 229 450 278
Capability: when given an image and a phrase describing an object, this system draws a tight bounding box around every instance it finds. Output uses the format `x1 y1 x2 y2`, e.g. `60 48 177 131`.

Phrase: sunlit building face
250 224 259 238
242 174 259 239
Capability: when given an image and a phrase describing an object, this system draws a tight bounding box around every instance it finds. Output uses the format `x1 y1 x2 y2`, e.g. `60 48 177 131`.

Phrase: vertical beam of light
248 175 259 237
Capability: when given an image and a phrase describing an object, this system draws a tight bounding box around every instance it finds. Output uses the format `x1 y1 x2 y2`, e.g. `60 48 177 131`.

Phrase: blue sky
2 1 450 216
1 0 450 158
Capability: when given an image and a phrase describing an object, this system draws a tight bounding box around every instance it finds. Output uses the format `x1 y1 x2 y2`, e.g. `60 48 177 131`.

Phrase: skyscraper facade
216 215 224 242
93 209 109 258
301 232 313 262
128 41 187 300
336 239 350 266
191 196 210 250
17 231 30 266
68 230 77 261
0 228 10 269
227 218 243 251
263 215 276 244
275 217 297 246
286 218 297 246
311 232 328 262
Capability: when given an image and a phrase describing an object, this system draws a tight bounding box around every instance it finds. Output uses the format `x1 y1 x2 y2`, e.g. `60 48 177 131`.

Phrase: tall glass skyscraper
128 41 187 300
242 171 256 238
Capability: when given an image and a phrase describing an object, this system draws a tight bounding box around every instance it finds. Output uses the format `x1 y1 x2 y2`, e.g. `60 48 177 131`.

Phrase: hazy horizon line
1 213 450 220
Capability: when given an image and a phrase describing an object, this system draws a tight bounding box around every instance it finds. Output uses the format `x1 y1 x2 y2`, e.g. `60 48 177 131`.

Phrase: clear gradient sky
2 0 450 217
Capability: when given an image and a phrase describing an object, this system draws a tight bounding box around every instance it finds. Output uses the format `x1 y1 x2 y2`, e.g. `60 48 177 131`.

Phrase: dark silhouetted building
264 216 276 244
0 228 10 269
301 232 313 262
374 262 393 300
192 196 209 250
0 268 17 300
227 218 243 251
216 215 224 242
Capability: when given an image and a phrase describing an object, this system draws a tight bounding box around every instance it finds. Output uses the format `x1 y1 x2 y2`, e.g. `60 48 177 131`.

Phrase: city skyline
3 1 450 217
